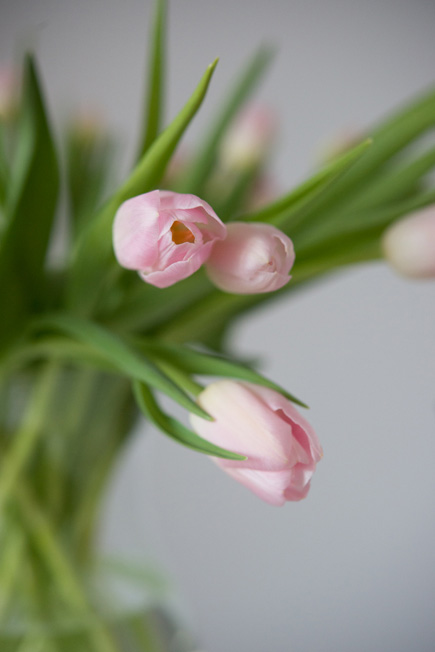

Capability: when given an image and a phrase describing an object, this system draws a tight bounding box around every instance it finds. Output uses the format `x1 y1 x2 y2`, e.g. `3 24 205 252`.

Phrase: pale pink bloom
382 205 435 279
219 105 277 171
190 381 322 506
113 190 227 288
0 66 19 120
162 147 189 187
206 222 294 294
71 108 105 143
316 128 363 165
246 175 278 211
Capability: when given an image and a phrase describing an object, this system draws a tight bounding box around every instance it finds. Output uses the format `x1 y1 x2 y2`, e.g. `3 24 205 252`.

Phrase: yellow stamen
171 221 195 244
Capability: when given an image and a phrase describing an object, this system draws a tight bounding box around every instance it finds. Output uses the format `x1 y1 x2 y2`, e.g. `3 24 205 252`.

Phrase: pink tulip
382 205 435 278
190 381 322 506
162 148 189 188
316 128 363 165
219 105 277 171
113 190 227 288
246 175 278 211
0 66 18 120
71 108 106 143
205 222 295 294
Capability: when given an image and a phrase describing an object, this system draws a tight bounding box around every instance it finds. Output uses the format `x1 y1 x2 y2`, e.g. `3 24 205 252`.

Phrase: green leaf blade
0 336 118 379
177 47 274 195
141 340 308 408
133 381 246 461
32 313 211 420
0 55 59 348
5 55 59 282
240 138 373 228
294 188 435 257
136 0 167 159
67 58 219 314
303 85 435 214
337 145 435 214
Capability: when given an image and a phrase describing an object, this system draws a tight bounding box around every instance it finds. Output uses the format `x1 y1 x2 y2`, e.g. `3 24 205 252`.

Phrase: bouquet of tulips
1 0 434 649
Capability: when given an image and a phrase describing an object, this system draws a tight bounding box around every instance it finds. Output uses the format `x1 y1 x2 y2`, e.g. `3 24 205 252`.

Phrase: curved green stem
0 524 25 619
16 485 119 652
0 363 59 514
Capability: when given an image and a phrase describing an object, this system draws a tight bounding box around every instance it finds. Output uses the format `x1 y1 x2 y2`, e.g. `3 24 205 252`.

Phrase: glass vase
0 362 194 651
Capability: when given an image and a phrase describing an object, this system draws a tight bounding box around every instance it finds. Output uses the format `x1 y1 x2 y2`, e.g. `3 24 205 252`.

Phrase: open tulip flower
113 190 227 288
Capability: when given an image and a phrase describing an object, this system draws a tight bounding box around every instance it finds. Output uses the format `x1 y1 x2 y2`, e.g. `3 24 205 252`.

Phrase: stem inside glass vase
0 362 181 651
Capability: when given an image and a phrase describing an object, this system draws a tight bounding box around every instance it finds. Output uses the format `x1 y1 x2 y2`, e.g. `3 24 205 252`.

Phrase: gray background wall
1 1 435 651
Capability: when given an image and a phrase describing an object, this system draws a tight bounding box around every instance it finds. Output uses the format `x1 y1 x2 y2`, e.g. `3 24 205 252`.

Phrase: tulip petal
113 190 161 270
190 380 322 505
382 205 435 278
206 222 294 294
113 190 226 286
191 381 294 470
221 465 310 506
247 383 323 462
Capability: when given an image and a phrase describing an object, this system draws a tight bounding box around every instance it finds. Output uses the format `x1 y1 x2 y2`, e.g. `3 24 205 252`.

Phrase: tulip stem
0 522 25 619
0 125 9 209
157 226 384 345
15 484 119 652
0 363 59 515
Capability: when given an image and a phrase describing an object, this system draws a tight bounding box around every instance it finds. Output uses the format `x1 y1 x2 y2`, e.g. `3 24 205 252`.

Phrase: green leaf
213 163 260 222
104 268 211 333
0 336 118 379
67 58 219 314
65 125 114 239
0 126 8 210
136 0 166 159
155 92 435 347
139 340 308 408
133 380 246 461
177 47 273 194
239 138 373 227
157 231 378 345
334 145 435 213
239 88 435 245
31 313 211 420
294 188 435 256
0 55 59 347
293 236 382 284
169 186 433 339
116 59 218 199
300 85 435 217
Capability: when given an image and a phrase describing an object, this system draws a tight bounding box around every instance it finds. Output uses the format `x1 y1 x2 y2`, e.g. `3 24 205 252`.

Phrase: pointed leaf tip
209 58 219 72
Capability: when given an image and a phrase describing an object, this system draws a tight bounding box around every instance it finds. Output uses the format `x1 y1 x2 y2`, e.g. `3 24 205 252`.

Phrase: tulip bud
316 128 362 165
70 109 106 145
219 106 277 171
113 190 227 288
162 148 189 188
190 381 322 505
245 175 278 212
0 66 18 121
382 205 435 279
205 222 295 294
